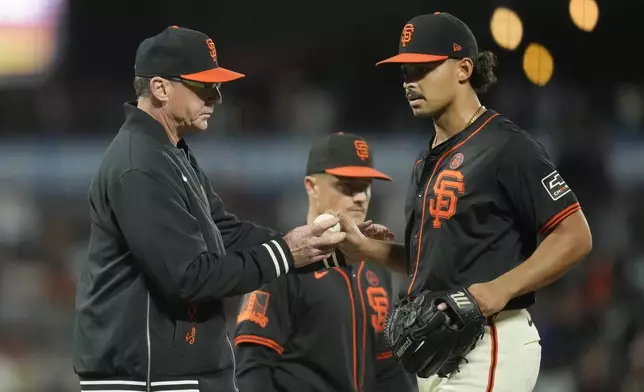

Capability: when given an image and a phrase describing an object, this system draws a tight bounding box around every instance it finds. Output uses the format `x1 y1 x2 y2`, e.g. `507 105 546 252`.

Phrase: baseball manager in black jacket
72 26 345 392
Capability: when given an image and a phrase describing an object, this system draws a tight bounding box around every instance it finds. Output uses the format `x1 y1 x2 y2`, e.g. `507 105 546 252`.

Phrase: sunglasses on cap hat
166 77 221 89
166 76 223 103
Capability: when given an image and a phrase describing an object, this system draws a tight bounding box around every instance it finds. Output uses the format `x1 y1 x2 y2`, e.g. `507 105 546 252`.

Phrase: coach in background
72 26 345 392
234 133 418 392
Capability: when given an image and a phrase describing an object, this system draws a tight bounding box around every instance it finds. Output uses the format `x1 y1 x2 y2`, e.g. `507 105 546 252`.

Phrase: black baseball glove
384 287 486 378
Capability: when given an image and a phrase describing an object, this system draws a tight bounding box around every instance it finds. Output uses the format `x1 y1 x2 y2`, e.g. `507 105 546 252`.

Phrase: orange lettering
185 326 196 344
184 305 198 345
428 170 465 228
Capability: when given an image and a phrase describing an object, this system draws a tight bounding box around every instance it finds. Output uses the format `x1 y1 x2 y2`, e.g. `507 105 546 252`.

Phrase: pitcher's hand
357 220 396 241
335 212 370 262
283 215 346 267
468 281 511 318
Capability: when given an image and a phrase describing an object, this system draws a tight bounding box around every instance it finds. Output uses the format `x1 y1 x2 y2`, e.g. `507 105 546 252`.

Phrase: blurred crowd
1 0 644 390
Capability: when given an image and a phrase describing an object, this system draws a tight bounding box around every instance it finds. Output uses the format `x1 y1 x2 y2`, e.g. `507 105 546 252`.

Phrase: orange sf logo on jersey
429 170 465 228
367 286 389 333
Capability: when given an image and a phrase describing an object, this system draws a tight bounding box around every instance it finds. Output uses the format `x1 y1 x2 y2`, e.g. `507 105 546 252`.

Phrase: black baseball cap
306 133 392 181
376 12 478 65
135 26 244 83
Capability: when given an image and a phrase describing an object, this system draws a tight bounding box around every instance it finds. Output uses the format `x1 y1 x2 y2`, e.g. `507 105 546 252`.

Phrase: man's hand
357 220 396 241
335 212 369 262
335 212 407 273
467 281 512 318
283 215 346 267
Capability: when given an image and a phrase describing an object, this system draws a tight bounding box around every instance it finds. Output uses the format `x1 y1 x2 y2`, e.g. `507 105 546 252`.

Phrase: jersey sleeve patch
237 290 270 328
541 170 571 201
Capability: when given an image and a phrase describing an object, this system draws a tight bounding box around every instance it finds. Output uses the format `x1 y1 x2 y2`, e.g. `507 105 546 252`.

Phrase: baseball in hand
314 213 341 234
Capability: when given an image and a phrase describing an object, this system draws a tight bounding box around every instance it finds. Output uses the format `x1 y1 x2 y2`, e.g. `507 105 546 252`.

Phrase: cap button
170 25 179 28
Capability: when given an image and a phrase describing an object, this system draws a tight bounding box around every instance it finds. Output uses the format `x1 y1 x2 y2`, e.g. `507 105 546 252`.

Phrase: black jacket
234 261 418 392
72 103 295 392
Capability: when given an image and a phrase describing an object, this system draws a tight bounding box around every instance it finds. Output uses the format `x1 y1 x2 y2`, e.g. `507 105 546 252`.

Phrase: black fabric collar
121 101 176 147
428 109 498 156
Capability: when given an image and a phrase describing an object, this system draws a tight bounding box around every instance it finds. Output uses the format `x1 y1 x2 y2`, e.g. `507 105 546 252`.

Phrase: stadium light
523 43 554 87
490 7 523 51
0 0 67 86
569 0 599 32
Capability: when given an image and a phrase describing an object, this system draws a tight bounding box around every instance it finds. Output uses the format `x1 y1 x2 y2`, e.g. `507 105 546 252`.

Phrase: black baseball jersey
234 262 418 392
404 109 581 309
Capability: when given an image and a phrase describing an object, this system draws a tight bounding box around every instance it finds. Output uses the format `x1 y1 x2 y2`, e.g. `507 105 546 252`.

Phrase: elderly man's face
166 79 221 132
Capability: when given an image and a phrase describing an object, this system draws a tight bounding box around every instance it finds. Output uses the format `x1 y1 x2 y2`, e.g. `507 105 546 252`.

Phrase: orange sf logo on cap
354 140 369 161
205 38 217 62
401 24 414 47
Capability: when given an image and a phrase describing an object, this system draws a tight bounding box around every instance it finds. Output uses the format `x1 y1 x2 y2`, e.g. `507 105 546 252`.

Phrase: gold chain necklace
432 105 486 149
466 105 486 128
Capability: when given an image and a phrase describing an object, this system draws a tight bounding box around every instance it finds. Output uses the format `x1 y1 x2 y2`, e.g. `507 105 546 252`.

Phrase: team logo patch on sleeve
237 291 270 328
541 170 571 201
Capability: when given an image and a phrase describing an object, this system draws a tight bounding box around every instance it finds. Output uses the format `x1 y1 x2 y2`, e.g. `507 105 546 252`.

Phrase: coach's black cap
306 133 392 181
377 12 478 65
135 26 244 83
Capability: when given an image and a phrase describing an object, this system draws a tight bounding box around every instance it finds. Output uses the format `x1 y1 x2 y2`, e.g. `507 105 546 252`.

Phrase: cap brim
376 53 448 66
181 67 245 83
325 166 393 181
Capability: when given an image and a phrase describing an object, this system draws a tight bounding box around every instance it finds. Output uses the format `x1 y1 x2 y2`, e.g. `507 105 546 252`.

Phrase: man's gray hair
133 76 151 98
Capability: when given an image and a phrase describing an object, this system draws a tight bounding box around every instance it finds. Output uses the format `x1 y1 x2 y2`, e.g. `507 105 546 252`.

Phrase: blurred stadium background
0 0 643 391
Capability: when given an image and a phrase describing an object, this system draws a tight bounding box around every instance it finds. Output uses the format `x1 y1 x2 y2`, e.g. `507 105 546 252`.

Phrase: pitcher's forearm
494 211 592 298
359 239 407 274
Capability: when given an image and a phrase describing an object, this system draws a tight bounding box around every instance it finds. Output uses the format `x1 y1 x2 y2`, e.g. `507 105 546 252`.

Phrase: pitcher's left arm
469 131 592 316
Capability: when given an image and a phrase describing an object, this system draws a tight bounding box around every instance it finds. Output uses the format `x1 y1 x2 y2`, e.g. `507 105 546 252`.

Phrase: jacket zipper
146 292 151 392
225 333 239 392
181 144 233 392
